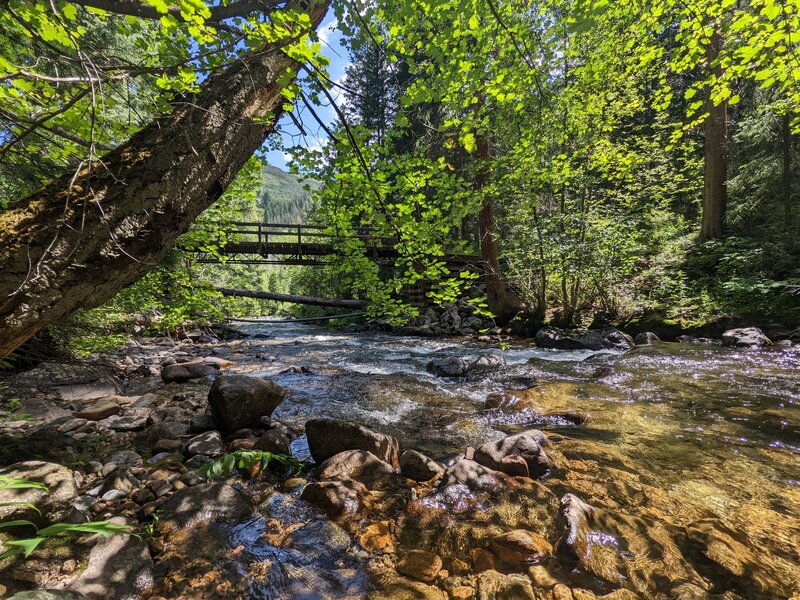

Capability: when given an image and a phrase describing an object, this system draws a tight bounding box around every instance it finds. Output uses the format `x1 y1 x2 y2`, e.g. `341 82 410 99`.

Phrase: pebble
133 488 156 504
84 461 103 474
101 489 127 502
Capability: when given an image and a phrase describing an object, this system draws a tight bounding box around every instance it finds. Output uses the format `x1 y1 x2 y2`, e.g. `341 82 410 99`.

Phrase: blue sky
264 12 350 170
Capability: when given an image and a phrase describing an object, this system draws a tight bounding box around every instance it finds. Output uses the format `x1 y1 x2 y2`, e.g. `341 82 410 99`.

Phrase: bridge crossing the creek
187 221 482 268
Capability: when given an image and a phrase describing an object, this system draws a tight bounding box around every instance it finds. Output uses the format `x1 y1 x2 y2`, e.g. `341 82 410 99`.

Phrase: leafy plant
0 476 134 561
0 520 135 561
198 450 308 480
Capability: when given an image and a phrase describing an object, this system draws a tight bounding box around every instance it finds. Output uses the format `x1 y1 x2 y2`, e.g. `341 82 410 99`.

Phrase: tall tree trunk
700 30 728 242
782 113 793 230
475 136 523 324
0 1 329 359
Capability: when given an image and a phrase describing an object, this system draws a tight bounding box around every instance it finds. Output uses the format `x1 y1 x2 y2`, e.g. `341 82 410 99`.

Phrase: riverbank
0 322 798 599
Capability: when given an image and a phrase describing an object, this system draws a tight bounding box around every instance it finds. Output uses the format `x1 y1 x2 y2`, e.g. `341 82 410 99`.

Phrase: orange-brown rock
397 549 443 582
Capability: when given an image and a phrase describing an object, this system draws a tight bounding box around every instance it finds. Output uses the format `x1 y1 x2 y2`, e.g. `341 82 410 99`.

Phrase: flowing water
160 322 800 599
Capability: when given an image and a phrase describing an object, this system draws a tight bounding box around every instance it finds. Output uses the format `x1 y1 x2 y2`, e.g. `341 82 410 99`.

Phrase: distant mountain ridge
259 164 317 224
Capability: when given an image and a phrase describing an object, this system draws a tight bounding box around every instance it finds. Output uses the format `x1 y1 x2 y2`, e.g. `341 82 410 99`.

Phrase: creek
162 320 799 599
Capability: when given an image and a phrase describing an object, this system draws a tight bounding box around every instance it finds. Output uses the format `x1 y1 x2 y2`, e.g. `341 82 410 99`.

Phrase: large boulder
634 332 660 345
721 327 772 347
208 375 286 434
316 450 396 490
474 430 551 478
0 461 78 523
156 483 253 533
68 518 154 599
305 418 400 467
535 326 634 351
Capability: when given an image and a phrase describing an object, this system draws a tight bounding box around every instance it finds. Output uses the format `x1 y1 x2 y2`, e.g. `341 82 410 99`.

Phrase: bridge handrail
227 221 397 245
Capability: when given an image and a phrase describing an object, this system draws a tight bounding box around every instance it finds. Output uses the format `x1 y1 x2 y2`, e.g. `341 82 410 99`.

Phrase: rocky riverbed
0 322 798 599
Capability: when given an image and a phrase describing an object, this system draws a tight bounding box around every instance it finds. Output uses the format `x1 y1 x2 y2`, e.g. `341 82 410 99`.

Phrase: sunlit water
162 321 800 598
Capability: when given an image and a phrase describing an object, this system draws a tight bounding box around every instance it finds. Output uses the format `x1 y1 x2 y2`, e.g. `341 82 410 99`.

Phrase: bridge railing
228 221 396 247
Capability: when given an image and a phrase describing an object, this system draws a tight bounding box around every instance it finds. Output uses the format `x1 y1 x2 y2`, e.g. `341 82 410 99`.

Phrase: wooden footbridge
187 221 482 267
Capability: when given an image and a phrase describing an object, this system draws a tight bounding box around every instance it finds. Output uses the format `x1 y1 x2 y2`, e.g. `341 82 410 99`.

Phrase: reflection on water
195 321 800 598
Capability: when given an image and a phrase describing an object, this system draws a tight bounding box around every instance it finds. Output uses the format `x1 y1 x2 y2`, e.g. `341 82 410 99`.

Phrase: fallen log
217 288 368 309
226 312 366 323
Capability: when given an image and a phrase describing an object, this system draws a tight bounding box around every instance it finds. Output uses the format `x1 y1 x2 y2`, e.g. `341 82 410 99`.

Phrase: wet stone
300 479 365 520
305 417 400 467
396 549 443 583
490 529 553 565
161 362 217 384
477 570 536 600
253 429 292 454
473 429 551 478
400 449 445 482
208 374 286 433
189 414 218 434
316 449 396 490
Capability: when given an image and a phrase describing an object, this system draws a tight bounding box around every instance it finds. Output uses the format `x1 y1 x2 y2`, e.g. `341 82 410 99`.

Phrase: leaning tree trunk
0 1 329 359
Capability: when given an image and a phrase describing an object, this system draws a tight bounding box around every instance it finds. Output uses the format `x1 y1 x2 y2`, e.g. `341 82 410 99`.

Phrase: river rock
558 493 594 560
426 354 506 378
0 461 78 523
67 515 154 598
634 332 660 345
99 412 148 431
400 449 445 482
300 479 366 519
367 581 446 600
721 327 772 347
98 468 139 496
139 421 190 445
440 459 507 493
426 356 472 377
253 429 292 454
396 549 442 582
157 482 253 533
189 414 218 434
490 529 552 564
182 430 223 457
476 570 536 600
469 354 506 372
305 418 400 467
208 375 286 433
474 430 551 478
535 326 634 351
483 392 529 412
75 398 120 421
101 450 143 469
316 449 395 490
161 362 217 383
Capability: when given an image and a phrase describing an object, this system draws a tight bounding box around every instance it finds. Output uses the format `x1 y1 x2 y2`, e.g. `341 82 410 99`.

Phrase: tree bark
700 30 728 242
475 135 523 324
217 287 367 308
0 1 329 359
782 113 793 231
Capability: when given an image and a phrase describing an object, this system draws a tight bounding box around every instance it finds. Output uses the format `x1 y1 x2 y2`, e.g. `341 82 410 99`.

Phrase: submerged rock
476 570 536 600
300 479 365 519
474 430 551 478
558 493 594 561
721 327 772 347
489 529 552 565
208 374 286 434
396 549 443 582
305 417 400 467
